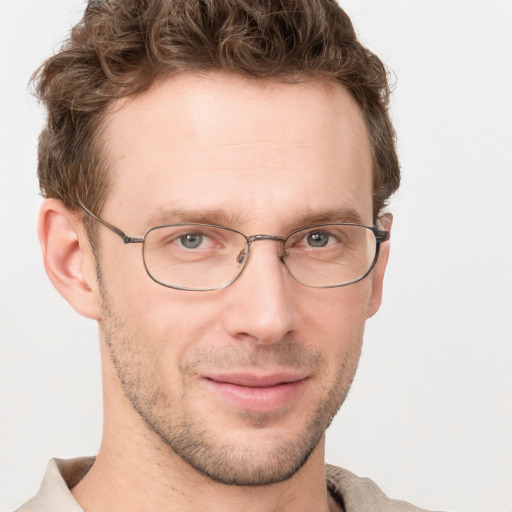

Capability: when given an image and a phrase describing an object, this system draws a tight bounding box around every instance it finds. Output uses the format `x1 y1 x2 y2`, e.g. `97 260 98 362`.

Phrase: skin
39 73 391 512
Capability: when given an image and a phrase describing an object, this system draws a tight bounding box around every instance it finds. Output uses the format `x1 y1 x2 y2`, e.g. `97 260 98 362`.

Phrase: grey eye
306 231 330 247
180 233 203 249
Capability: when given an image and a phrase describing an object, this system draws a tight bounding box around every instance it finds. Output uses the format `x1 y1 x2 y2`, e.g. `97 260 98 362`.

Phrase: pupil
181 233 202 249
307 232 328 247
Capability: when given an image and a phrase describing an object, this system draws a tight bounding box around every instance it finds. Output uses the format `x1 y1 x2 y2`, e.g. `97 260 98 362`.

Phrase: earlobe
366 213 393 319
38 198 101 320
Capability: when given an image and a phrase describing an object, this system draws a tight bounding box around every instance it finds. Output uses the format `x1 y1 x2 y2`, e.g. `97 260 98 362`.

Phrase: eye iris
180 233 203 249
307 232 328 247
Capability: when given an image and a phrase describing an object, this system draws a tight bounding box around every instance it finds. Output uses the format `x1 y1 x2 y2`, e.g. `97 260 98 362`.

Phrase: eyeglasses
79 203 389 291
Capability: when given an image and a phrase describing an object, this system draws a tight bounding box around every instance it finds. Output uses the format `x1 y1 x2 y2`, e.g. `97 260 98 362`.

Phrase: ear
366 213 393 319
38 198 101 320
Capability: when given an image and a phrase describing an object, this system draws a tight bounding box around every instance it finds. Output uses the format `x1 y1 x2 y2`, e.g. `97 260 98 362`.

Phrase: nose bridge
225 233 296 344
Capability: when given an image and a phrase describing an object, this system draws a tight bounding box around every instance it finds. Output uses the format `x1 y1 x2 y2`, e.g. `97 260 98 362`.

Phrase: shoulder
326 464 444 512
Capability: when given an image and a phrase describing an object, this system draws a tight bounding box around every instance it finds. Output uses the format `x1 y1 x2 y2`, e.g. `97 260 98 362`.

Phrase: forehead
102 72 374 229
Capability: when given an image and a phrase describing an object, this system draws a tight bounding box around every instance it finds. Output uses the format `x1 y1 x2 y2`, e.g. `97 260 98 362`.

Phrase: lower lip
203 378 307 412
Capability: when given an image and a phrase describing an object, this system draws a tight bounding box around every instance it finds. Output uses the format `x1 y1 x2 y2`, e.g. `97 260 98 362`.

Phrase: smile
202 372 309 412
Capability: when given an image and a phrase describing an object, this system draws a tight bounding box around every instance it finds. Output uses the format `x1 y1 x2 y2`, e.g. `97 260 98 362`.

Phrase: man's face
95 73 385 485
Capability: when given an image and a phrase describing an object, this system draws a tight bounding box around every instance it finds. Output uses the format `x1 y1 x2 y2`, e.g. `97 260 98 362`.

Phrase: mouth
202 371 309 412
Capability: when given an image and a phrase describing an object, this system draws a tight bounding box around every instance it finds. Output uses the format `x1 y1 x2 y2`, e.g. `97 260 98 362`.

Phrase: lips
208 372 306 387
202 371 308 412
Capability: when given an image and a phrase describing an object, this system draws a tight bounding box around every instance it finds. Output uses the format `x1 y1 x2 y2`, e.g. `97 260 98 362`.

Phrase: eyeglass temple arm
78 202 144 244
375 229 390 242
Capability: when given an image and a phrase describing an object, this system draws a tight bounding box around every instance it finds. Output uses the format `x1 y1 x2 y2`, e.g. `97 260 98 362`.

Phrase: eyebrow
143 206 368 231
289 207 367 226
143 207 242 228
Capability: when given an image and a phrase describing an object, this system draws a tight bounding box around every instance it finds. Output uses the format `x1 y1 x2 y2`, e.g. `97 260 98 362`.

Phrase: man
18 1 438 511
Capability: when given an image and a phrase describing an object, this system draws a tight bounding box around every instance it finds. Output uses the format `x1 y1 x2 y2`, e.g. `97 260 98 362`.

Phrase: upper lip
204 372 308 388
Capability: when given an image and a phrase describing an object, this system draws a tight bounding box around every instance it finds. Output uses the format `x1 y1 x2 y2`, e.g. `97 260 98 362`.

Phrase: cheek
298 281 372 337
297 284 370 373
100 241 213 327
105 279 227 372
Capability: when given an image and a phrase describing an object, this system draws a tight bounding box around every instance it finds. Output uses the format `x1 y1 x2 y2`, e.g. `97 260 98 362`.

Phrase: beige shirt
16 458 439 512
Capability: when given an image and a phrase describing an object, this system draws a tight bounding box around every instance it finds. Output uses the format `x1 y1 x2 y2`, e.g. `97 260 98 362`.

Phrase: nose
221 240 297 345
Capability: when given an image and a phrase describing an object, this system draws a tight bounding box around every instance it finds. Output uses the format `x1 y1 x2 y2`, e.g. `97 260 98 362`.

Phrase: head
34 0 399 488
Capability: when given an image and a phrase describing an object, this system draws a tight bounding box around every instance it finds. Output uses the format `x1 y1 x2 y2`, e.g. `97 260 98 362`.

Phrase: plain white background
1 1 511 511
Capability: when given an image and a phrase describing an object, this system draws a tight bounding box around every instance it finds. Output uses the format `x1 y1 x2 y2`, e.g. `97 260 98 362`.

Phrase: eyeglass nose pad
236 248 248 265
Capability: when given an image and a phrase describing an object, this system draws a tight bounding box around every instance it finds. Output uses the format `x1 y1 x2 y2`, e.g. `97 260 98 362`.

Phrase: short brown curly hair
32 0 400 223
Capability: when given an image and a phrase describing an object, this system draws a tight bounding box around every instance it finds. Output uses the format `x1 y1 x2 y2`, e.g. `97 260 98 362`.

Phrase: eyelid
287 226 334 244
287 224 351 238
152 224 241 249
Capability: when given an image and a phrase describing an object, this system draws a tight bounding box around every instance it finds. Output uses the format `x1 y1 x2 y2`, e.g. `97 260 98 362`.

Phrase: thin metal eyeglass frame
79 202 390 291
